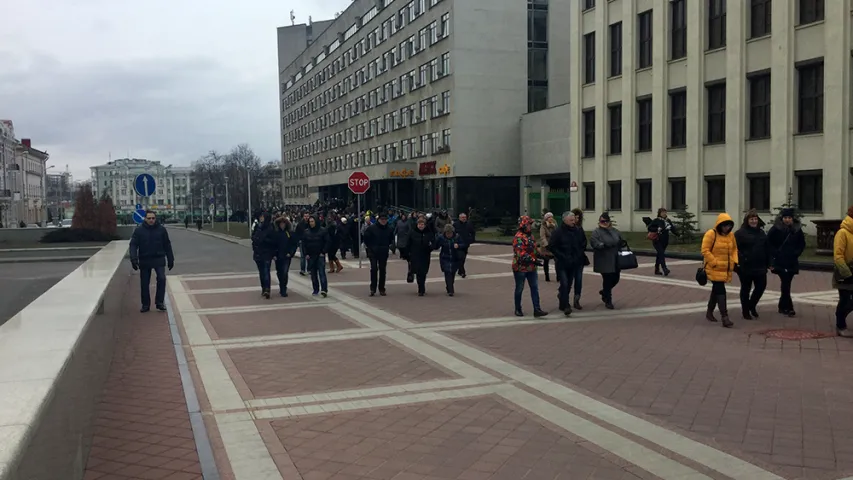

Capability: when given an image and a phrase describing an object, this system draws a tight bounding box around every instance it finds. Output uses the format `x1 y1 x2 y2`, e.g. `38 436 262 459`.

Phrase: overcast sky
0 0 351 181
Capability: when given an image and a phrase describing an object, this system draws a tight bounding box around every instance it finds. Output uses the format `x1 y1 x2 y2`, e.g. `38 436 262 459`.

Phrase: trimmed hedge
40 228 119 243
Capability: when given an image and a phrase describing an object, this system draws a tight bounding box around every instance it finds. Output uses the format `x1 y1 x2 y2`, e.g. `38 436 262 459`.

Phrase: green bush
41 228 118 243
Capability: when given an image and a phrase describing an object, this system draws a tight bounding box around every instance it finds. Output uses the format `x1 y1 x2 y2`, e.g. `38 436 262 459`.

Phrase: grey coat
589 227 623 274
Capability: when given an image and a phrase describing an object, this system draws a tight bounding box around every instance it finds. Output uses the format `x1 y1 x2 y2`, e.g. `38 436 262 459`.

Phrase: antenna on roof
290 10 296 25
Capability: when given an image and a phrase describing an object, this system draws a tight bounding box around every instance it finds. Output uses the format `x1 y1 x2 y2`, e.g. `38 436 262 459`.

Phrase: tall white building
90 159 193 220
0 120 50 227
278 0 571 216
561 0 847 232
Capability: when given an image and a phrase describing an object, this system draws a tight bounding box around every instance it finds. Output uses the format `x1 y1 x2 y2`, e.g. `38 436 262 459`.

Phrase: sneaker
838 328 853 338
140 306 150 313
299 271 307 276
369 291 376 297
418 292 425 297
447 292 454 297
155 304 167 312
312 291 319 296
533 309 548 318
321 291 328 298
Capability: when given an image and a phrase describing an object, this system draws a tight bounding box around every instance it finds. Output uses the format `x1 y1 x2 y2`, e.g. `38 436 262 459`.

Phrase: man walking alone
453 212 476 278
129 210 175 313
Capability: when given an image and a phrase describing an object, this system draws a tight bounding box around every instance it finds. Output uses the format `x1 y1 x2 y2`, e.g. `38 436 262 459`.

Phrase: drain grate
756 329 836 340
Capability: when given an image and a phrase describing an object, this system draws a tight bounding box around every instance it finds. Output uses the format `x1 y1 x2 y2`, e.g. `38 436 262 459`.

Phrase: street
0 261 84 327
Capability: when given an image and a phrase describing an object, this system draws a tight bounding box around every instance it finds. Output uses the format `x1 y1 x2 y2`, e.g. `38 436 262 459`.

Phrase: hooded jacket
273 217 298 260
300 217 330 257
767 214 806 274
251 217 277 262
834 215 853 289
734 213 770 276
701 213 738 283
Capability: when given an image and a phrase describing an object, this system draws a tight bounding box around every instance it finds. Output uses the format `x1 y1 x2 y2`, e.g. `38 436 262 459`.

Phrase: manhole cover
756 329 835 340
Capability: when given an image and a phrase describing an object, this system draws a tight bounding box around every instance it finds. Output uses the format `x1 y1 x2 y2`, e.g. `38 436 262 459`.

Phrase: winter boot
573 295 583 311
717 295 733 328
705 295 718 322
335 259 344 273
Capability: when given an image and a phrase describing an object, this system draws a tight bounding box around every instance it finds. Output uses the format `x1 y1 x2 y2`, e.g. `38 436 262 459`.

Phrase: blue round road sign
134 174 156 197
132 209 147 224
135 203 142 210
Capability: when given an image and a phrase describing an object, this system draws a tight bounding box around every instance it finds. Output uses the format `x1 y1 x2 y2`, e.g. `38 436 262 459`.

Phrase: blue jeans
275 256 292 294
573 265 583 297
255 259 272 291
308 255 328 293
139 265 166 307
299 243 307 273
513 270 541 312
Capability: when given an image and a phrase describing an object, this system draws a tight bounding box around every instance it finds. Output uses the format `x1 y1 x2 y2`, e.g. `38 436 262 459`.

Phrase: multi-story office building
90 159 193 220
46 171 74 220
561 0 849 232
278 0 570 215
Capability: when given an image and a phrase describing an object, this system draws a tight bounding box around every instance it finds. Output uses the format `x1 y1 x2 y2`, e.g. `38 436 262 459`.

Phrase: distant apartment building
277 0 571 215
90 158 193 220
45 171 74 220
0 120 50 227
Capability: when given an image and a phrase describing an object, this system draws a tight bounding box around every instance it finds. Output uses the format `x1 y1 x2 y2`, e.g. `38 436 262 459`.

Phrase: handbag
647 231 659 241
696 232 717 286
617 245 638 270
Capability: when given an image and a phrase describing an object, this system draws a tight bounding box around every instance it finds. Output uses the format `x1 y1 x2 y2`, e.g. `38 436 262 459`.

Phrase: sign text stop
348 171 370 195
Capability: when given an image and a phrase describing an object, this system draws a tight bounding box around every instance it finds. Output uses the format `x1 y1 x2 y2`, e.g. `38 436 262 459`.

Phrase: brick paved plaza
85 229 853 480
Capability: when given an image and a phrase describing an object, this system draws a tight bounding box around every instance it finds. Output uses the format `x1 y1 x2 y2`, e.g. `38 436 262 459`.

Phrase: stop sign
348 171 370 195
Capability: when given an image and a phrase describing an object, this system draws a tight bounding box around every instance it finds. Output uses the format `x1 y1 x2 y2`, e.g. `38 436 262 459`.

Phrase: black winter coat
453 220 476 251
301 224 330 257
326 222 341 252
363 222 395 258
648 217 677 246
405 227 435 273
767 218 806 275
548 224 586 270
734 225 770 275
275 224 298 260
130 223 174 267
251 222 277 262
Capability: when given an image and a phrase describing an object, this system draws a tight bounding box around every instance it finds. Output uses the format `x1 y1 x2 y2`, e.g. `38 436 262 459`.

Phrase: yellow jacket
833 216 853 286
701 213 738 283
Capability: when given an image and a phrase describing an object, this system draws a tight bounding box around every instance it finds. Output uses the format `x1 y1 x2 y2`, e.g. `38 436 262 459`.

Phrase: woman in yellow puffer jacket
832 206 853 337
701 213 738 328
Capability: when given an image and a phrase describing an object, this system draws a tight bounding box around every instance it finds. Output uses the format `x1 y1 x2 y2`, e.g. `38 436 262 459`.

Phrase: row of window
284 128 451 180
583 0 825 82
527 0 549 113
284 91 451 164
283 0 447 106
581 171 823 214
582 61 824 157
283 51 451 146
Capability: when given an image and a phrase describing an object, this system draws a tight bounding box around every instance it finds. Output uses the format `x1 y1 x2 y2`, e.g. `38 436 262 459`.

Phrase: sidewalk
157 227 853 480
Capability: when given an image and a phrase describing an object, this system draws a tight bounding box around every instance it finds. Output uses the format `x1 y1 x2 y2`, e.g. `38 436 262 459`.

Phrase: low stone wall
0 241 130 480
0 226 135 244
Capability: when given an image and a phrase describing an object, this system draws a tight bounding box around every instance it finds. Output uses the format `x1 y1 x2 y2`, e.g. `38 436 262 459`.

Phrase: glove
131 261 139 271
168 262 174 271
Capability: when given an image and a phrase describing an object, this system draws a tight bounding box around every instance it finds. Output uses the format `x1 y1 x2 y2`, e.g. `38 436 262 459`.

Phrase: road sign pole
357 194 362 269
247 170 252 237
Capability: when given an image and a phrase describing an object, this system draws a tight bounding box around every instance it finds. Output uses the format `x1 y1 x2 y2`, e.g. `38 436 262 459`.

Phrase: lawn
477 229 829 264
205 221 252 239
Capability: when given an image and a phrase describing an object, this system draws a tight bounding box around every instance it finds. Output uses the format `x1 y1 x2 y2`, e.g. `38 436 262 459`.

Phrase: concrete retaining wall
0 226 135 244
0 242 130 480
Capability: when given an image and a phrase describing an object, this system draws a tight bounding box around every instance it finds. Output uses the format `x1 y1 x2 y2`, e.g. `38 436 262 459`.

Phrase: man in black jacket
548 212 585 316
294 211 311 275
453 212 476 278
363 212 395 296
129 210 175 313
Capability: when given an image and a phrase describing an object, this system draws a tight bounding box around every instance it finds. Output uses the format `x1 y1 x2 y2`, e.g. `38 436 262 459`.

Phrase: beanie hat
780 208 795 218
543 212 554 221
848 205 853 219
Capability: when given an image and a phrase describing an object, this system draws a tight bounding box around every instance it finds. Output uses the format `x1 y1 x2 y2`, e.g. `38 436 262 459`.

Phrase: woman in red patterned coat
512 216 548 318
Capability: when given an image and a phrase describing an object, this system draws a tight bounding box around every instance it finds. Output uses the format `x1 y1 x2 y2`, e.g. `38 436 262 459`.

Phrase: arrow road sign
134 174 156 197
135 204 142 210
132 209 147 224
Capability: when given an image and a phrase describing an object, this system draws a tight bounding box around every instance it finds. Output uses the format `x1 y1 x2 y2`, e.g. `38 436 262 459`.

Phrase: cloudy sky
0 0 351 181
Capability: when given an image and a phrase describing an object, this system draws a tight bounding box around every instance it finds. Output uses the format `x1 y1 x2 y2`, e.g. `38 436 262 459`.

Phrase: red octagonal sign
348 171 370 195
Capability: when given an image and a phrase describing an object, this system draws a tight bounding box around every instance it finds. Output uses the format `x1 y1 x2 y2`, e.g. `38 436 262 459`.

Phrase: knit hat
848 205 853 219
780 208 795 218
543 212 554 221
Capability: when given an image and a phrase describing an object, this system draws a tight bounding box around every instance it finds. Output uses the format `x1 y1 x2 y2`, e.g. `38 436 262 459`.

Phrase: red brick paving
269 396 648 480
226 336 455 399
183 275 266 290
630 262 833 294
452 309 853 479
204 305 360 339
191 289 309 309
83 277 202 480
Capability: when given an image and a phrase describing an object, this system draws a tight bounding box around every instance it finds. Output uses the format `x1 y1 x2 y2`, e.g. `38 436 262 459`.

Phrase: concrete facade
91 159 193 219
278 0 571 215
566 0 852 232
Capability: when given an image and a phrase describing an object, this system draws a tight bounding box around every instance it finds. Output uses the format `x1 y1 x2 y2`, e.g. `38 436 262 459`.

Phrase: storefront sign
419 161 437 176
438 164 450 175
390 169 415 178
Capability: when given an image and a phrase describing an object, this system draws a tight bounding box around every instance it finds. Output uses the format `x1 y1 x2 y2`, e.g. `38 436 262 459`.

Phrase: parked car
60 219 72 228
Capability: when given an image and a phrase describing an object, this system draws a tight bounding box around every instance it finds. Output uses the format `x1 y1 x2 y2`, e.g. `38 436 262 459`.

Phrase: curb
477 240 834 272
0 255 93 264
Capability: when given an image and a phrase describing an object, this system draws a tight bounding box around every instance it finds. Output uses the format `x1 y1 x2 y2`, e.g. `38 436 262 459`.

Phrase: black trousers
776 272 795 312
653 241 668 271
836 289 853 330
140 264 166 307
369 253 389 292
737 271 767 310
457 249 468 276
444 268 456 293
600 272 620 300
542 258 551 280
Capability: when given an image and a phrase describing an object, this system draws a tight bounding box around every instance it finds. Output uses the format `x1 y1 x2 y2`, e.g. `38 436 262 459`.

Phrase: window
750 0 772 38
636 179 652 210
609 22 622 77
608 181 622 210
637 11 653 69
797 170 823 212
669 178 687 210
528 86 548 113
705 176 725 211
670 90 687 148
608 103 622 154
637 97 652 151
708 0 726 49
583 0 595 10
749 73 771 139
583 109 596 157
748 175 771 211
798 61 824 133
529 48 548 82
671 0 687 60
528 7 548 44
799 0 824 25
583 182 596 211
584 32 596 83
707 83 726 144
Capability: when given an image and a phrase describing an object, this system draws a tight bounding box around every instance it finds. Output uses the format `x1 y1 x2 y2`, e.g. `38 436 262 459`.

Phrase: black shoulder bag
696 231 717 286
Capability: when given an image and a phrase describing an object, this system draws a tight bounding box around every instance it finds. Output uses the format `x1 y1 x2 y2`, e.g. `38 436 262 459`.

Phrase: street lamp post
247 169 252 237
224 175 230 233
